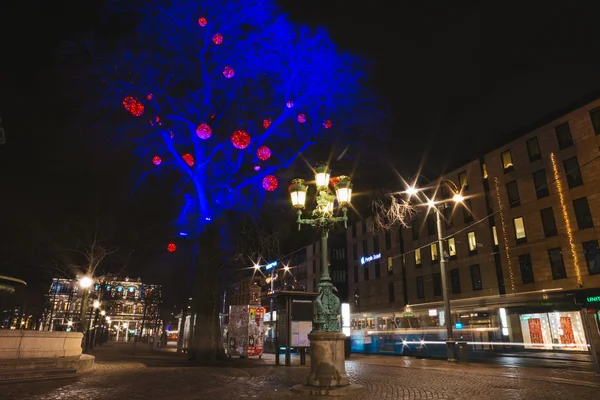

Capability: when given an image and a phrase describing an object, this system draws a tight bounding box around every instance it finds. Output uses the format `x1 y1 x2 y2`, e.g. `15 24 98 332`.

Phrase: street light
79 276 92 289
408 178 463 362
288 162 352 388
93 300 101 309
100 310 106 316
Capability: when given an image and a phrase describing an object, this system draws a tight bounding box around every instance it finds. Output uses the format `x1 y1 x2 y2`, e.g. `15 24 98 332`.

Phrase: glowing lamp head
67 320 73 327
405 186 419 197
105 317 111 322
79 276 92 289
314 162 331 189
334 175 352 206
427 198 436 208
289 178 308 209
93 300 101 309
453 192 465 203
284 265 290 272
100 310 106 316
253 263 260 271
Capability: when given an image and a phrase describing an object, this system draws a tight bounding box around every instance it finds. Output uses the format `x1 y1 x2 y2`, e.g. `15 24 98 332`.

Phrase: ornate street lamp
288 163 353 389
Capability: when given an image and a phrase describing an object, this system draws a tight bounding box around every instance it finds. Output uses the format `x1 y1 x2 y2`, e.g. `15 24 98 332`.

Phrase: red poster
247 306 265 356
528 318 544 345
559 316 575 345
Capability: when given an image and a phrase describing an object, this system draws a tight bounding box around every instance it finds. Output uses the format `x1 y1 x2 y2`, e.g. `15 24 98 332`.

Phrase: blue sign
265 261 277 270
360 253 381 265
455 322 463 329
179 232 188 236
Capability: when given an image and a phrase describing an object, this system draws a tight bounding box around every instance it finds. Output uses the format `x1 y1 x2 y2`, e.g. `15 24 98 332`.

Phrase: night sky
1 1 600 307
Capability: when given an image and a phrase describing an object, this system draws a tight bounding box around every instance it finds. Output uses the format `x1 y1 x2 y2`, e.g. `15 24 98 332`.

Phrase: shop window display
519 311 587 351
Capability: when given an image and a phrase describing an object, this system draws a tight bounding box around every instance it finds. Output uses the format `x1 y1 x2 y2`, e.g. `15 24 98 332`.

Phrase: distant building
44 275 162 340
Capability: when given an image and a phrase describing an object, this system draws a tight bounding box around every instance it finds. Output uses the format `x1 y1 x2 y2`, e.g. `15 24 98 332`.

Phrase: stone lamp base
306 331 349 387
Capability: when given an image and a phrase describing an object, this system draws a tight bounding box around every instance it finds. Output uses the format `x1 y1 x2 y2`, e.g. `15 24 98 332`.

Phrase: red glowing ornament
210 114 216 120
222 66 235 79
198 17 207 27
330 176 341 186
323 119 333 129
257 146 271 161
297 113 306 123
146 93 153 100
231 130 251 149
152 156 162 166
212 33 223 45
262 175 278 191
167 243 177 252
122 96 144 117
286 100 294 108
182 153 195 167
263 118 272 129
196 123 212 140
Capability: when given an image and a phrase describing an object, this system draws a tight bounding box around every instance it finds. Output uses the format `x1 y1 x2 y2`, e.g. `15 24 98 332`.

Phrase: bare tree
371 190 416 232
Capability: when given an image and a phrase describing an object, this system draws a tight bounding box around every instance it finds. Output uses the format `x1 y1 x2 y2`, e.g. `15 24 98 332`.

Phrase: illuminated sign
265 261 277 270
455 322 463 329
360 253 381 265
586 296 600 303
341 303 350 337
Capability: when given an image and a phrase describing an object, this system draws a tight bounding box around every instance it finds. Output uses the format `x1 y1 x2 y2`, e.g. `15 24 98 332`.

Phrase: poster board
291 320 312 347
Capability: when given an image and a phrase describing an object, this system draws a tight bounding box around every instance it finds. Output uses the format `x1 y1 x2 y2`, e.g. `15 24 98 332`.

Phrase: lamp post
407 178 463 362
78 276 92 350
288 163 352 388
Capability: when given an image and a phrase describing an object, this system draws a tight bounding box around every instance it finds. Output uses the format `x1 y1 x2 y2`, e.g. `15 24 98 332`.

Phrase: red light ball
198 17 207 27
167 243 177 252
182 153 195 167
297 113 306 123
323 119 332 129
146 93 153 100
231 130 251 149
212 33 223 45
286 100 294 108
257 146 271 161
223 66 235 79
254 165 261 171
152 156 162 166
263 118 272 129
262 175 278 191
122 96 144 116
196 123 212 140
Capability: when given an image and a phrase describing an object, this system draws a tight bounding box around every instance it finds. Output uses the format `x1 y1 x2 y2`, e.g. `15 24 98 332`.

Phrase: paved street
2 343 599 399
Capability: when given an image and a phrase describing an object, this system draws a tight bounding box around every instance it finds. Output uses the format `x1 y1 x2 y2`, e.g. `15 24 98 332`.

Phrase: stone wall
0 330 83 359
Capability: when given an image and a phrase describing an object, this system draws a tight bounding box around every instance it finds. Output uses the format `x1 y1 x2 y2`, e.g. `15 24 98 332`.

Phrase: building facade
348 97 600 356
44 275 162 341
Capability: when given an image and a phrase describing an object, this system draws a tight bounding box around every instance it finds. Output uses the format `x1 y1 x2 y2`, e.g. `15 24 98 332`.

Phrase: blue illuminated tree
94 0 377 361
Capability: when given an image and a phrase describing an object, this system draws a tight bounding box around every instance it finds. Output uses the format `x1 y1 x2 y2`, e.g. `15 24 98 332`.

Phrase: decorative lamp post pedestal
306 330 349 387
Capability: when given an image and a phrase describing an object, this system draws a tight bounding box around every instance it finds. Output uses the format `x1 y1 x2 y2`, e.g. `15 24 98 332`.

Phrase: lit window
492 226 499 246
458 171 468 190
387 256 393 275
431 243 438 261
448 237 457 257
482 163 488 179
501 150 514 171
467 231 477 253
513 217 527 243
415 248 422 266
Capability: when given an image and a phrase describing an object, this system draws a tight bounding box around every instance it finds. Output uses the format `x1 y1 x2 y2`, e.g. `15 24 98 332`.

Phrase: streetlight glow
453 192 464 203
314 163 331 189
289 178 308 209
100 310 106 316
427 198 436 208
334 175 352 205
79 276 93 289
93 300 100 309
405 186 418 196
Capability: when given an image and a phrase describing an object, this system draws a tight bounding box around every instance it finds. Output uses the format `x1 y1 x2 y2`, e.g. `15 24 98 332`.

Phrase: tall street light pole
288 163 353 388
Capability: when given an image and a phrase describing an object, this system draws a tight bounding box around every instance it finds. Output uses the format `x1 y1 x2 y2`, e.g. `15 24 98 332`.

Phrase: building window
555 122 574 149
373 236 380 253
375 262 381 278
362 240 368 255
470 264 483 290
448 237 457 258
385 231 391 250
513 217 527 244
482 163 488 179
492 226 499 247
506 180 520 207
501 150 514 172
433 273 442 296
426 214 436 236
458 170 468 191
450 268 461 294
467 231 477 255
526 137 541 162
363 265 369 281
582 240 600 275
540 207 558 237
387 256 393 275
563 157 583 188
590 107 600 135
431 243 439 264
388 282 395 303
532 169 549 198
415 248 422 267
519 254 535 284
353 266 358 283
548 248 567 280
573 197 594 230
416 276 424 298
353 244 358 260
411 219 419 241
463 199 473 223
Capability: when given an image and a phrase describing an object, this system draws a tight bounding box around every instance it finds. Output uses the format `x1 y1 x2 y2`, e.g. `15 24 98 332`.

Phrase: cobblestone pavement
2 344 599 400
